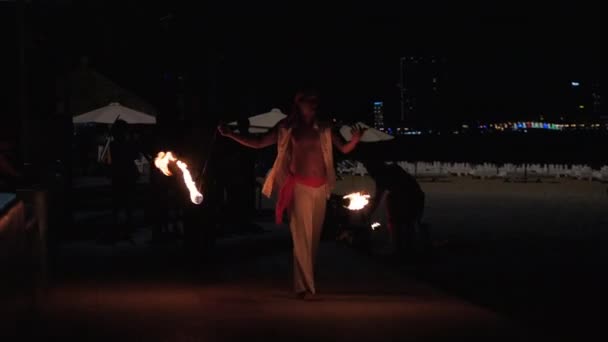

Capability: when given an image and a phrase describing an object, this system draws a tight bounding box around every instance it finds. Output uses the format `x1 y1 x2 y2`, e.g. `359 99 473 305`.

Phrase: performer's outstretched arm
218 123 278 149
332 126 366 154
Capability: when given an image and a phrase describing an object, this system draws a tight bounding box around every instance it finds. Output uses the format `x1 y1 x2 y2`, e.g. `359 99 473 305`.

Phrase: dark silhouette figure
148 124 177 244
228 118 257 232
0 142 18 177
361 160 429 260
107 120 139 241
0 140 19 192
184 123 219 259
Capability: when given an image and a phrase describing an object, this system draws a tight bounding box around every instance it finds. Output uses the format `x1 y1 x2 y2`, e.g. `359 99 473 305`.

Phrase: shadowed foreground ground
6 229 533 341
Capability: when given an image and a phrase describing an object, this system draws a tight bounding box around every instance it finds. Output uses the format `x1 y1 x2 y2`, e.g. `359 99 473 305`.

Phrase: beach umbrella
73 102 156 125
229 108 287 133
340 122 394 142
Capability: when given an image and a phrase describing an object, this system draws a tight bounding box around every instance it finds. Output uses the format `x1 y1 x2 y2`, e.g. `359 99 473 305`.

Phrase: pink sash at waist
275 174 326 224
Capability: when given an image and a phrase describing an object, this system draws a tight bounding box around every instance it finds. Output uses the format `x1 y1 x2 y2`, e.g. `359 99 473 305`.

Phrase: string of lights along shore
371 57 605 136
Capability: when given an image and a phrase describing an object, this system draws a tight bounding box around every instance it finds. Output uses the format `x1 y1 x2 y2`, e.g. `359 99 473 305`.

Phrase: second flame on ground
343 192 371 210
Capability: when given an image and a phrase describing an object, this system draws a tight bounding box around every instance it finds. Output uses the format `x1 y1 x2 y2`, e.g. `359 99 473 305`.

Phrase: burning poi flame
175 160 203 204
343 192 371 210
154 152 204 205
154 151 176 176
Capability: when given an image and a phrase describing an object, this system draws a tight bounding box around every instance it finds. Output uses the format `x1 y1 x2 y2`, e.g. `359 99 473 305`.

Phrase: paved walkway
8 230 532 341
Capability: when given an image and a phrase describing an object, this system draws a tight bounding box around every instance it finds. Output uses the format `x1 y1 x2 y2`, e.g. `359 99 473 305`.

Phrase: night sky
8 1 607 125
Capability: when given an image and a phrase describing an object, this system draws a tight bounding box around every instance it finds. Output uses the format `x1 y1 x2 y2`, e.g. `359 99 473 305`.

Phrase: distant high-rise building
568 80 602 121
592 82 601 116
400 56 447 127
569 80 585 118
373 101 384 129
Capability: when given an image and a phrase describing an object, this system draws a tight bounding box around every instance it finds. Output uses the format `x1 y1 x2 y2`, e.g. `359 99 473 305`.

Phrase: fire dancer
218 89 365 299
361 159 429 260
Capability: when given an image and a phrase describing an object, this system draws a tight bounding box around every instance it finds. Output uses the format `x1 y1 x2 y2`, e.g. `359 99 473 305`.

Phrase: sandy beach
333 175 608 339
421 177 608 239
334 175 608 238
412 177 608 339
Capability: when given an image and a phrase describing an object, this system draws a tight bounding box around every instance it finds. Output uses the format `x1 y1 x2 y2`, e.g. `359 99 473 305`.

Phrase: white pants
290 182 327 294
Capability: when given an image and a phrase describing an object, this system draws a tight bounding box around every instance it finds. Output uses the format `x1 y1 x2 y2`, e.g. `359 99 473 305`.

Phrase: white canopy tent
73 102 156 125
339 122 394 142
228 108 287 133
73 103 155 165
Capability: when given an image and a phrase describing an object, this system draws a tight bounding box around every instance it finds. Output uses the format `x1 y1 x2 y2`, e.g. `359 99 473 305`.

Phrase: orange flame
154 151 176 176
154 151 203 204
175 160 203 204
343 192 371 210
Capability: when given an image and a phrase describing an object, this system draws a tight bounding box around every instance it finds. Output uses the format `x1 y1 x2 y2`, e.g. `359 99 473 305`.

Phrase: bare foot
303 292 321 301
